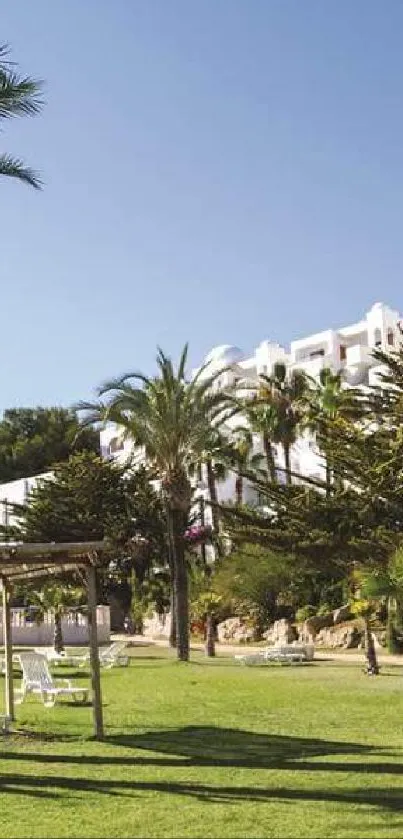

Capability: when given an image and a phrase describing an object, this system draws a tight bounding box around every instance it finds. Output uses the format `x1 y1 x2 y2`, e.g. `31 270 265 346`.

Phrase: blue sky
1 0 403 412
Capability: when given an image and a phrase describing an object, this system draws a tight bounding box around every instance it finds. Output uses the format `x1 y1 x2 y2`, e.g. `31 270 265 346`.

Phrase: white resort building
99 301 402 516
0 302 400 528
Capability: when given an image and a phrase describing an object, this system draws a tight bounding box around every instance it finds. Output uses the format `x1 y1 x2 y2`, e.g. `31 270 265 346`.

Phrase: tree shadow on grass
2 725 401 774
107 726 388 768
1 726 403 814
0 772 402 815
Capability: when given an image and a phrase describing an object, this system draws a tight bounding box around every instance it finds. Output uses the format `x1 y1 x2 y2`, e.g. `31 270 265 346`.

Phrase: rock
314 622 363 649
263 618 297 646
298 613 333 643
216 617 255 644
332 604 352 625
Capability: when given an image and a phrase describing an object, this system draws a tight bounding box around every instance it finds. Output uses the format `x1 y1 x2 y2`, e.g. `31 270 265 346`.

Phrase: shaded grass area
1 647 403 838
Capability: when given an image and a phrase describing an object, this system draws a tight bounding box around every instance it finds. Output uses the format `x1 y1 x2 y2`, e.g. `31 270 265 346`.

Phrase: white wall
0 605 110 646
0 473 53 527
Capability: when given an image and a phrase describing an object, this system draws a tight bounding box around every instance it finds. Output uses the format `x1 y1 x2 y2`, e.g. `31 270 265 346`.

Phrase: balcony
290 354 332 378
345 345 373 367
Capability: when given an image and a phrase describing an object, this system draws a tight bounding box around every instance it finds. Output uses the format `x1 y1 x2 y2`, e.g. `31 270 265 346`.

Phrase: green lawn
1 647 403 838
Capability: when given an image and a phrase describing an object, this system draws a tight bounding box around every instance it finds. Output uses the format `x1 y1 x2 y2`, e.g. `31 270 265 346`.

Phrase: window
340 345 347 361
109 437 124 454
374 328 382 347
309 349 325 359
387 329 394 346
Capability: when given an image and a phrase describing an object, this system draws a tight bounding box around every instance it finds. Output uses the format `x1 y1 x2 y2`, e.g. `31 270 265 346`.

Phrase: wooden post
2 578 14 721
87 565 104 740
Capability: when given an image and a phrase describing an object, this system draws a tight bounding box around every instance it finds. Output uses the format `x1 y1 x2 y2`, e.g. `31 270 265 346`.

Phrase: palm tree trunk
205 612 215 657
263 433 277 482
386 596 399 654
53 610 64 654
206 459 220 533
284 444 292 485
169 583 177 647
166 505 177 648
363 618 379 675
325 461 332 498
171 507 189 661
235 475 243 506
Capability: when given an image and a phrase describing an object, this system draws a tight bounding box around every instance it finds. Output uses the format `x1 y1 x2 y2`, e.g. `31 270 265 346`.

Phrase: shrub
295 605 316 623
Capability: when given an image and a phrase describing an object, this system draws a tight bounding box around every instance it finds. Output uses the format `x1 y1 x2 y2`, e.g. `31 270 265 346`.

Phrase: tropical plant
357 550 403 654
241 391 278 483
212 543 295 639
26 582 85 653
78 345 236 661
226 427 262 506
255 363 309 485
304 368 363 495
0 44 43 187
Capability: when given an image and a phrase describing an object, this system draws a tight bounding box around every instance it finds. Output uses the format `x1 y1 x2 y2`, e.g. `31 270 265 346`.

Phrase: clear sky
1 0 403 413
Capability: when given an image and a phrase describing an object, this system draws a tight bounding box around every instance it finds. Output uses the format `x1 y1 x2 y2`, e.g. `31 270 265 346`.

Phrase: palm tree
227 427 259 506
305 368 363 495
359 550 403 654
28 583 83 653
79 346 235 661
198 429 230 550
243 395 278 483
0 44 43 187
261 363 308 485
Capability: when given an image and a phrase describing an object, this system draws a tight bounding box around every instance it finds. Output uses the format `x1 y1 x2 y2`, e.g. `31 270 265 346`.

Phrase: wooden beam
87 565 104 740
3 563 88 582
0 540 105 557
2 579 14 722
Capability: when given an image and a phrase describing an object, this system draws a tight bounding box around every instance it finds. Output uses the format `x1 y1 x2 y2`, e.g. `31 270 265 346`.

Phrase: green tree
357 550 403 654
256 364 308 485
239 381 280 484
0 44 43 187
10 451 167 630
304 368 363 495
212 543 295 639
0 407 99 483
78 346 235 661
227 427 260 506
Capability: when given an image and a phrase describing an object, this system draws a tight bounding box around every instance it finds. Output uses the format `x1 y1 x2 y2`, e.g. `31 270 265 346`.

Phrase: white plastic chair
34 647 78 666
15 653 89 707
74 641 130 670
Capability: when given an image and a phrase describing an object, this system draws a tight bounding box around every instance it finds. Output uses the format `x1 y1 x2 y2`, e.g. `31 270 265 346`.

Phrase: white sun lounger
15 653 89 708
34 647 79 666
235 643 314 666
72 641 130 670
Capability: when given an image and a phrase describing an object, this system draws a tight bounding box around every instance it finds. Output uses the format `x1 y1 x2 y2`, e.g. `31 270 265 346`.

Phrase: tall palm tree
78 346 235 661
0 44 43 187
227 427 261 506
242 393 278 483
260 363 308 486
305 368 363 495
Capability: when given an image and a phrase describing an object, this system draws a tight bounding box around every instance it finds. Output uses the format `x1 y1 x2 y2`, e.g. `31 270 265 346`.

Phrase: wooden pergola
0 541 106 740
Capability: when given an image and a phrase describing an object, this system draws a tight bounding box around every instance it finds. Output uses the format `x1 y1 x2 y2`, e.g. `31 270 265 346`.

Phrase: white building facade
97 301 402 515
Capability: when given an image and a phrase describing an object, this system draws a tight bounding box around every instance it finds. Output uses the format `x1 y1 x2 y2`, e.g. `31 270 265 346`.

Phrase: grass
1 646 403 838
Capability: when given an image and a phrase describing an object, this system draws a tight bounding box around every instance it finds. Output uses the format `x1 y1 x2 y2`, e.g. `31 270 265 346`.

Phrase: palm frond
0 43 43 120
0 153 42 188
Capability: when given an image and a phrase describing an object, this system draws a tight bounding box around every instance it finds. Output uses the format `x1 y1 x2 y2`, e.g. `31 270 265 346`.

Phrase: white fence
0 606 110 646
